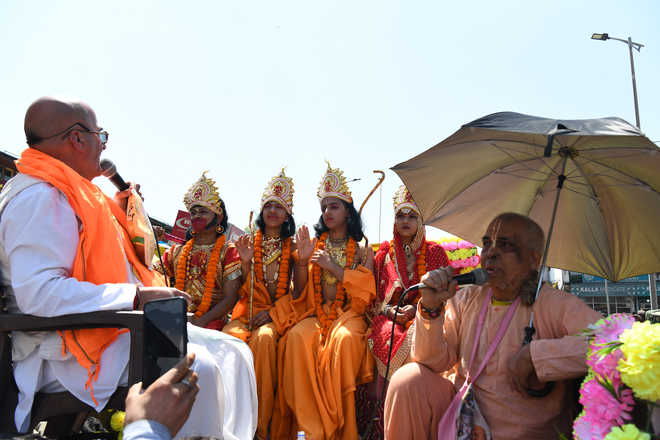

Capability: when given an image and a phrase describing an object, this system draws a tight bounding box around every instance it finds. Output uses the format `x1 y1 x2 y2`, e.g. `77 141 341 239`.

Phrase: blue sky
1 0 658 242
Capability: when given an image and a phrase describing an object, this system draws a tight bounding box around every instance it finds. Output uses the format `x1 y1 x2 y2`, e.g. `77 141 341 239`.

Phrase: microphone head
100 159 117 178
472 268 489 285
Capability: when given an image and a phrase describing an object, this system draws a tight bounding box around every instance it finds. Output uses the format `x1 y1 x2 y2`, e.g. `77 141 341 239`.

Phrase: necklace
262 236 282 267
175 235 226 317
322 237 347 285
312 232 356 342
253 230 291 299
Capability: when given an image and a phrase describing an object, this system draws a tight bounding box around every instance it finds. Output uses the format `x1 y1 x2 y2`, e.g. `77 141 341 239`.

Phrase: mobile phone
142 297 188 388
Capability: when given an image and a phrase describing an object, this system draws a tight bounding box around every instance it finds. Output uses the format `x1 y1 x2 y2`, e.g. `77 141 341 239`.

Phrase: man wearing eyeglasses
0 97 235 438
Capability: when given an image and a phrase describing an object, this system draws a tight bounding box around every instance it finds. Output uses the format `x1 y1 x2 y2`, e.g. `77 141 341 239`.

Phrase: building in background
567 272 660 315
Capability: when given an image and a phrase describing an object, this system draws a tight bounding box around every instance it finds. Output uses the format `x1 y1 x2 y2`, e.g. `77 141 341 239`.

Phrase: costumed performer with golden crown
270 162 376 440
156 172 258 440
356 185 451 439
157 172 242 330
224 169 306 440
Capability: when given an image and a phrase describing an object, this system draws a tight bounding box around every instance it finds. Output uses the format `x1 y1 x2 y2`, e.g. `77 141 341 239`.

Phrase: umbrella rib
493 171 548 183
578 156 660 194
488 142 559 178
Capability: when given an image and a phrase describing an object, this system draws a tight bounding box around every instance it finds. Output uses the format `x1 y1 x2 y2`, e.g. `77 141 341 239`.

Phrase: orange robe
272 264 376 440
224 275 298 440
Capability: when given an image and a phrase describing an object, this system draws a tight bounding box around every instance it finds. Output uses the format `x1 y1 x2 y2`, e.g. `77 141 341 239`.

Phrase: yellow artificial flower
618 321 660 401
110 410 126 432
604 424 650 440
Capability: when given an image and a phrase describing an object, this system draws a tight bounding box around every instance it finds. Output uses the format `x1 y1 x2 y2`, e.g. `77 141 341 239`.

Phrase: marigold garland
175 234 226 318
312 232 356 341
253 230 291 300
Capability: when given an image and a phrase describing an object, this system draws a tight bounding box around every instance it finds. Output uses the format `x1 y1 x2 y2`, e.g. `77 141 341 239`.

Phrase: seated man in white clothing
0 97 257 439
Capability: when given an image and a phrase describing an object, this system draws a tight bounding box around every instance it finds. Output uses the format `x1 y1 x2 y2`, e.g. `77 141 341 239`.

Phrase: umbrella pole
522 156 568 399
525 156 568 339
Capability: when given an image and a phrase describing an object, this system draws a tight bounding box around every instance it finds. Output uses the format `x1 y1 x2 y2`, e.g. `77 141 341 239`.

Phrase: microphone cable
363 283 419 439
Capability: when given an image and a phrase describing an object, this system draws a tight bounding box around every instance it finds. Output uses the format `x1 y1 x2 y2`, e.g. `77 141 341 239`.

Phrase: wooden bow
358 170 385 248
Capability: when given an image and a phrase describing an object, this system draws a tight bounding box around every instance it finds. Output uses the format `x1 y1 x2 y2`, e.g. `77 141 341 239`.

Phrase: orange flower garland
175 234 226 318
312 232 357 341
253 230 291 300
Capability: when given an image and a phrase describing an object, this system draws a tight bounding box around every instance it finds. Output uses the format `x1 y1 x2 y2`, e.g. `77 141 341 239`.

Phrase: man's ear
68 130 86 152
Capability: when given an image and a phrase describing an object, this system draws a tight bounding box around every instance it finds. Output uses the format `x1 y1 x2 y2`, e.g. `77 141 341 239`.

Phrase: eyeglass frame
28 122 109 145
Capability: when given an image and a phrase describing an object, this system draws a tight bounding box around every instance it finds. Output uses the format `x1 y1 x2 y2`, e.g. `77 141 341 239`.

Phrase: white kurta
0 179 256 439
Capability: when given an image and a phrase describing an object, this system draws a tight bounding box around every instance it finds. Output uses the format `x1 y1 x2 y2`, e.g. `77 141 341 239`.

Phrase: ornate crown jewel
393 185 420 216
317 161 352 203
183 171 224 216
261 168 294 214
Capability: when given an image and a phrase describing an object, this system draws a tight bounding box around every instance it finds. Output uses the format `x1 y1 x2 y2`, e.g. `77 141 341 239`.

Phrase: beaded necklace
312 232 356 342
253 230 291 300
175 234 226 318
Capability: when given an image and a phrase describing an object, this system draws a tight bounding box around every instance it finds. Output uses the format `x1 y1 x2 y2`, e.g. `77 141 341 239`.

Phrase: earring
216 225 225 234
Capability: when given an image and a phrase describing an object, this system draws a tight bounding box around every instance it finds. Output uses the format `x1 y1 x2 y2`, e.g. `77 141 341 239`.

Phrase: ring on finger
180 378 192 388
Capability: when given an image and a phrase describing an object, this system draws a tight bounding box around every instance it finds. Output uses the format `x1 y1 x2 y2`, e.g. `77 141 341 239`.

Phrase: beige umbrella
392 112 660 282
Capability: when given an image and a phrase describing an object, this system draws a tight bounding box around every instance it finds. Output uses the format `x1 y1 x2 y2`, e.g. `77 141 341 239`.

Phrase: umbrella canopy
392 112 660 282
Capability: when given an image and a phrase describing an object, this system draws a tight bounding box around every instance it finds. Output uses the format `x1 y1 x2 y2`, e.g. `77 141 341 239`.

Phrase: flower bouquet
573 314 660 439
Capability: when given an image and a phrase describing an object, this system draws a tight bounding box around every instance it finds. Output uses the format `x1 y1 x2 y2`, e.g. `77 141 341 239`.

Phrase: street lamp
591 32 657 312
591 32 644 128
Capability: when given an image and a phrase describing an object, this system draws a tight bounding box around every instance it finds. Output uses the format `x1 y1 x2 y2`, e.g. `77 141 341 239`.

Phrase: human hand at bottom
508 344 542 394
124 353 199 437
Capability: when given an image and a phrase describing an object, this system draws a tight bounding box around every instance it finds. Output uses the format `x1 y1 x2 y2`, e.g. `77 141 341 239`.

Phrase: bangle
420 301 444 319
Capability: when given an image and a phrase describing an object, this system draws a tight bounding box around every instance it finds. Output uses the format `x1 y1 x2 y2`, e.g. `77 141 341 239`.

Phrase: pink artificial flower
593 314 635 345
588 348 624 388
580 379 633 427
574 412 616 440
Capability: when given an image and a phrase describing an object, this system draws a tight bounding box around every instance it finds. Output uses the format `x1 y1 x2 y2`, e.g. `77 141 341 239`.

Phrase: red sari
357 233 449 439
369 234 450 379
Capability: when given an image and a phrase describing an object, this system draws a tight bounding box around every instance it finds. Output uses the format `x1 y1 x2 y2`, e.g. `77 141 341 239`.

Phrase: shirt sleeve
530 291 603 382
222 243 242 280
123 420 172 440
410 291 462 373
0 183 137 315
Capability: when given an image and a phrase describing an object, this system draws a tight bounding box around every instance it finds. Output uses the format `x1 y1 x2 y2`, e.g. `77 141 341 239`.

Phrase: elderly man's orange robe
270 263 376 440
224 276 298 440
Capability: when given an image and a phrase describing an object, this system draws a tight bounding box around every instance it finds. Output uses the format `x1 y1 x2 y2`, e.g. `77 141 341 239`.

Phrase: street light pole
626 37 641 128
591 33 658 311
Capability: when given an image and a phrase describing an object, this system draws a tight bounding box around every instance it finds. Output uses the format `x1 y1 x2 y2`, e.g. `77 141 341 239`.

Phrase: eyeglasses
31 122 109 145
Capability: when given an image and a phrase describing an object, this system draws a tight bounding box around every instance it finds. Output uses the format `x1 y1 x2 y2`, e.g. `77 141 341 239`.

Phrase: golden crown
317 161 352 203
393 185 420 216
261 169 294 214
183 171 224 216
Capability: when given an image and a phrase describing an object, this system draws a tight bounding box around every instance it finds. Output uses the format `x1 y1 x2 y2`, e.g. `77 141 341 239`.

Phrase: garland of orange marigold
312 232 357 341
253 230 291 300
175 234 226 318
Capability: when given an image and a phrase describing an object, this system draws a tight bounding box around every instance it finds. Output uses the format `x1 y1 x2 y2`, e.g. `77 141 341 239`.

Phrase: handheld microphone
405 268 489 293
100 158 129 191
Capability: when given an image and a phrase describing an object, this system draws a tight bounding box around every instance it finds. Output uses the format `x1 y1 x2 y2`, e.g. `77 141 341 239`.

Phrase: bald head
491 212 545 255
24 97 95 147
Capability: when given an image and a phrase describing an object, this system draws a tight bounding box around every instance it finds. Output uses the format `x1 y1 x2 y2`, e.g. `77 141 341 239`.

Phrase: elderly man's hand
137 286 191 310
114 182 143 212
124 353 199 437
419 267 458 310
508 344 541 394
